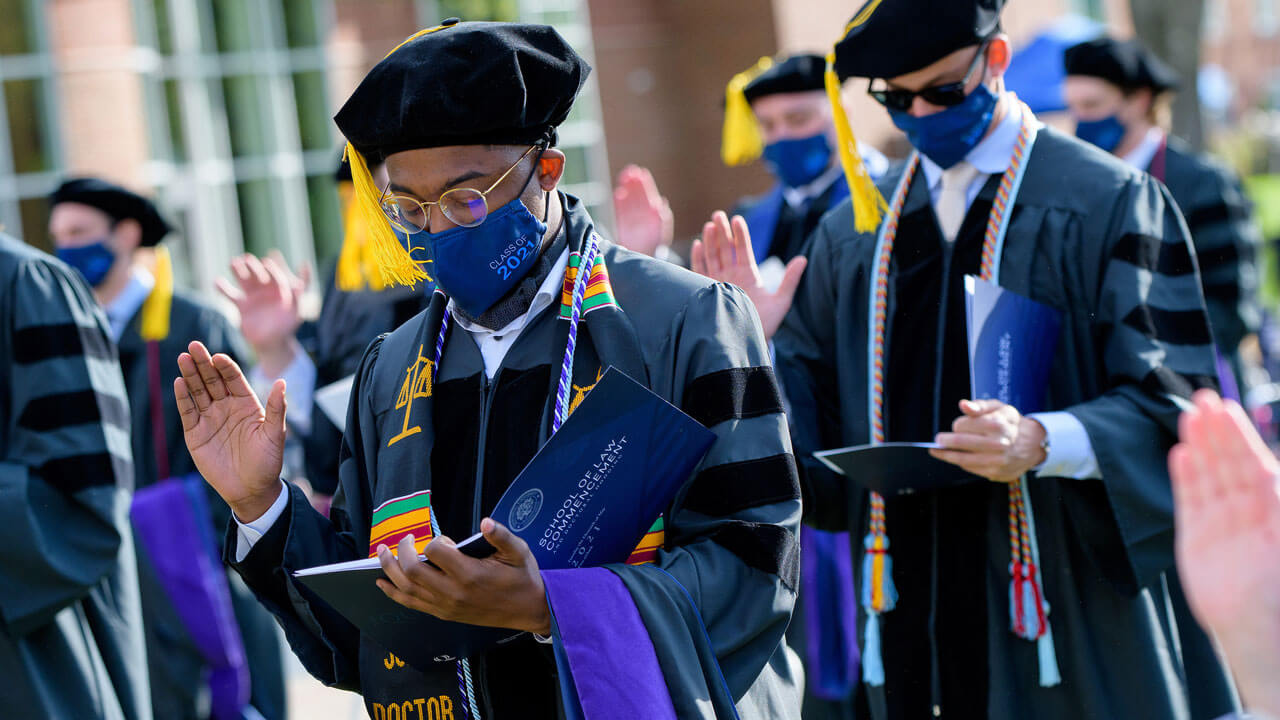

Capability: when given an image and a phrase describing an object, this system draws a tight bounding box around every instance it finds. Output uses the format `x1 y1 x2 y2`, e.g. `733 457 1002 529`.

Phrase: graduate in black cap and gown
698 1 1237 717
0 231 151 719
1064 37 1262 398
176 20 803 720
49 179 287 720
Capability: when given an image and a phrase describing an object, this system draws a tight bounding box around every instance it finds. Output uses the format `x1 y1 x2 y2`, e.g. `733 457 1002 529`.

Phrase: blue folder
295 367 716 669
964 275 1061 412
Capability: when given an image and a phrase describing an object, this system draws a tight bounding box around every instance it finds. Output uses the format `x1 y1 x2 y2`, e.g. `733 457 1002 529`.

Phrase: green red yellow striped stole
559 250 616 318
368 490 434 557
626 516 664 565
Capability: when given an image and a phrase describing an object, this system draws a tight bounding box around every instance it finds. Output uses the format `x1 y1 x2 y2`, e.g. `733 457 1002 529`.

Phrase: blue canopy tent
1005 15 1105 113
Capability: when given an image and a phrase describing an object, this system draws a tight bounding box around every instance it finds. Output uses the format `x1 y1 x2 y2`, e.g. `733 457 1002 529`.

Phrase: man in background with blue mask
721 54 887 278
1064 37 1261 399
174 20 803 719
699 0 1237 717
48 178 288 720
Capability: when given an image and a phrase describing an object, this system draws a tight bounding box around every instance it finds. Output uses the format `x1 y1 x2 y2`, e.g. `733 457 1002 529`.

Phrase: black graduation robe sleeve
1062 172 1219 593
773 223 866 533
0 254 135 633
226 337 385 692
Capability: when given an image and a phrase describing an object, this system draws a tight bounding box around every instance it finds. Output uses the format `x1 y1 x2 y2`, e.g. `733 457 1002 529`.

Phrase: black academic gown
304 271 430 496
116 291 287 720
0 235 151 720
230 195 803 719
776 127 1237 720
1155 137 1261 365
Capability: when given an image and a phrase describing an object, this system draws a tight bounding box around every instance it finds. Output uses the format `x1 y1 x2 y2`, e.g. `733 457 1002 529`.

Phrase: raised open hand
175 340 286 522
692 210 807 341
216 252 311 376
612 165 673 258
1170 390 1280 714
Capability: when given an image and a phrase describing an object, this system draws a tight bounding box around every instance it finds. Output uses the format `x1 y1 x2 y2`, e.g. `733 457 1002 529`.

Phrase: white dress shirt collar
1121 127 1166 173
103 266 155 341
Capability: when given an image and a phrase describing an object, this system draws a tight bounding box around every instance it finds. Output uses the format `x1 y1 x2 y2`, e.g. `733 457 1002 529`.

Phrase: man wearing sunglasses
701 0 1231 718
172 20 802 720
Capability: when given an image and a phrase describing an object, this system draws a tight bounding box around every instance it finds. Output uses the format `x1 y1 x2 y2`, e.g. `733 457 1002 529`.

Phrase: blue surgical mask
56 240 116 287
888 84 999 169
762 133 834 188
425 196 548 317
1074 115 1127 154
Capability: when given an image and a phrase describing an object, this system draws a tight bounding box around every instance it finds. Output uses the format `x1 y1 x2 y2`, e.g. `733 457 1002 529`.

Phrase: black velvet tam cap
832 0 1005 81
1063 37 1181 93
334 20 591 161
743 54 829 104
50 177 172 247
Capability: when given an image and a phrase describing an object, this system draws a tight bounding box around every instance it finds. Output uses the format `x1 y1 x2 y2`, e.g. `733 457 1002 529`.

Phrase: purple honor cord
432 234 601 718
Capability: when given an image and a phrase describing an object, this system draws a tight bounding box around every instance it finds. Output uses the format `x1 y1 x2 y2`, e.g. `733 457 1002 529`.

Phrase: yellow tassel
721 56 774 167
824 52 887 233
343 143 428 288
140 245 173 341
870 535 886 611
335 21 459 290
334 181 391 292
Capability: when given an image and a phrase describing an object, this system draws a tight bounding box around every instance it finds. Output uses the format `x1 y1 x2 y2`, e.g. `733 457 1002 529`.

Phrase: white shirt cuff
1029 411 1102 480
233 481 290 563
249 347 317 436
533 632 554 644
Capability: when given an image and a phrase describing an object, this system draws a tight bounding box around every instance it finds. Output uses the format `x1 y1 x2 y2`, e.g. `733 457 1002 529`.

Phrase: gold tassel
344 143 428 288
336 20 459 289
825 52 886 233
721 56 774 167
140 245 174 341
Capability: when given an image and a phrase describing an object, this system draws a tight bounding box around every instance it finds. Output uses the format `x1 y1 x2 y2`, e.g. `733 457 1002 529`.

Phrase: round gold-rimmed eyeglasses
379 144 542 233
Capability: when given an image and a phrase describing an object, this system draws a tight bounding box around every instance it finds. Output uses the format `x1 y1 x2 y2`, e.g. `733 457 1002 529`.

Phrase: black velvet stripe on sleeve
1121 306 1213 346
681 366 784 428
1195 243 1241 271
18 390 129 432
1201 281 1241 304
38 452 120 493
13 322 114 365
706 521 799 591
1109 232 1196 276
1185 201 1247 230
1138 367 1219 400
681 453 800 517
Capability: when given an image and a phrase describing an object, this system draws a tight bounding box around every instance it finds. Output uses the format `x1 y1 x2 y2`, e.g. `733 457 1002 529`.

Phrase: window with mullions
413 0 614 228
0 0 62 251
133 0 340 294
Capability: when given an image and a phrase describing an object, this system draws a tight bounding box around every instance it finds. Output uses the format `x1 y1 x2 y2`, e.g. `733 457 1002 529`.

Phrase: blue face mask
762 133 834 188
888 84 999 169
425 196 548 317
56 240 116 287
1074 115 1127 154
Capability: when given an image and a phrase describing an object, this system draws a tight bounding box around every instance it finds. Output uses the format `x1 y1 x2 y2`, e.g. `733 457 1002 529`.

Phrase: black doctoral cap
333 19 592 287
1063 37 1181 93
743 53 830 104
50 177 172 247
335 19 591 161
832 0 1006 80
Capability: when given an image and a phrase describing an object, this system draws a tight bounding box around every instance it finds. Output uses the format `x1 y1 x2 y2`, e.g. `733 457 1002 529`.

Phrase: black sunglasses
868 40 991 112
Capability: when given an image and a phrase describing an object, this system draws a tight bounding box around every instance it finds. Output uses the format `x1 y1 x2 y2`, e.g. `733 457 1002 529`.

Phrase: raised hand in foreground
175 340 286 522
1170 390 1280 717
691 210 806 341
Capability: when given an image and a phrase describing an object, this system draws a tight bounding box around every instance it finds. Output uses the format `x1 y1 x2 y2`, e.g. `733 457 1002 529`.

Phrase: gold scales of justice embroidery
388 342 605 449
